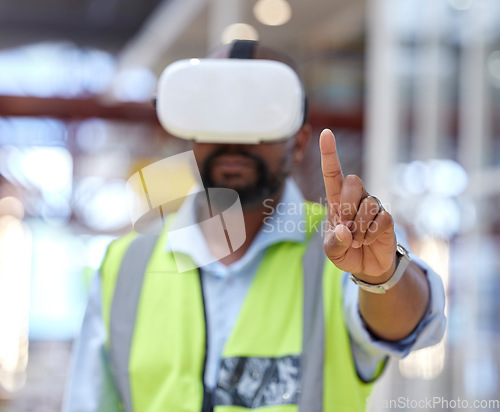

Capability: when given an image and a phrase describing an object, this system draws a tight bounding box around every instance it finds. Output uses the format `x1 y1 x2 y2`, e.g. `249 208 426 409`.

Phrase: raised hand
319 129 397 281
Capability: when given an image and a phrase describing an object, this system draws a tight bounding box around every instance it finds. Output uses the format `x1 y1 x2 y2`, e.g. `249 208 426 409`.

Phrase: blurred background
0 0 499 410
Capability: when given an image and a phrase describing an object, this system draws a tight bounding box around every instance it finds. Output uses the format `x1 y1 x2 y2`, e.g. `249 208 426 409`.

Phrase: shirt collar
165 178 306 270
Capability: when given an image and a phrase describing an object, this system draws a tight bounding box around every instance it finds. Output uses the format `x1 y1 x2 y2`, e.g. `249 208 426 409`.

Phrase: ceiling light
253 0 292 26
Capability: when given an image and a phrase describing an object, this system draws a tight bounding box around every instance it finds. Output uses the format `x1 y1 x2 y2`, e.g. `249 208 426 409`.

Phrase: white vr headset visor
156 59 305 144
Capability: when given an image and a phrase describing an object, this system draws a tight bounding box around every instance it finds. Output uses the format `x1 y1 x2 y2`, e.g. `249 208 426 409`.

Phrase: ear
292 124 312 163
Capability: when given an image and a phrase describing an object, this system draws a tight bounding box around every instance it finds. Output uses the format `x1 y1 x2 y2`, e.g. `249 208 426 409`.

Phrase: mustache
203 147 264 167
202 147 267 177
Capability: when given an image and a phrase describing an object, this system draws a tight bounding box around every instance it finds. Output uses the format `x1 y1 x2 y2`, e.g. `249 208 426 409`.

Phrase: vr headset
155 41 305 144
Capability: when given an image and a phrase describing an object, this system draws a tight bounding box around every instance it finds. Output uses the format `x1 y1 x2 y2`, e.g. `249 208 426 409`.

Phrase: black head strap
229 40 257 59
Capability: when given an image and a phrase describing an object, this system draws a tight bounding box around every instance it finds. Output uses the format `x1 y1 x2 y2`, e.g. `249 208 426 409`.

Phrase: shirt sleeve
342 241 447 382
62 274 123 412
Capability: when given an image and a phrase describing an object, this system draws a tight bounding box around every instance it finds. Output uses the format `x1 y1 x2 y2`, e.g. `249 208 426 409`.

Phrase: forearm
358 261 430 341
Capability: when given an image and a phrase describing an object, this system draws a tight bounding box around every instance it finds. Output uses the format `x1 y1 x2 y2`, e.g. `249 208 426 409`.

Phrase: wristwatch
349 243 411 294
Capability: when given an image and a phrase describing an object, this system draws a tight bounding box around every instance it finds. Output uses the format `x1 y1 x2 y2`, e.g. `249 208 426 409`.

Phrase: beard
200 147 286 210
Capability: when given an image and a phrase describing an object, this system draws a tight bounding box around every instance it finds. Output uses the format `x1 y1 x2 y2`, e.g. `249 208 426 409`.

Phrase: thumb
324 223 352 259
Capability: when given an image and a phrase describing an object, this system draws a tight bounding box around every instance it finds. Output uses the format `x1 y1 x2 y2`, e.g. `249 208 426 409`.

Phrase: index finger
319 129 344 215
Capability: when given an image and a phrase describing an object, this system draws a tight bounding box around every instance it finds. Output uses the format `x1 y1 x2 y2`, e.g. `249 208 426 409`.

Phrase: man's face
192 139 296 209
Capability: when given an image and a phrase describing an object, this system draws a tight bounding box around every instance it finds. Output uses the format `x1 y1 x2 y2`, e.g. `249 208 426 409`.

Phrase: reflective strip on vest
109 234 159 412
299 230 325 412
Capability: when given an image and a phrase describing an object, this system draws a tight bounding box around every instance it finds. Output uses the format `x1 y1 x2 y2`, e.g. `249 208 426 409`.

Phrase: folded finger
351 195 382 247
362 210 394 246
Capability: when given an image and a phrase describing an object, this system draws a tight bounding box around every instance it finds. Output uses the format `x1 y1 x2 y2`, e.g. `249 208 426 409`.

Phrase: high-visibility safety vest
100 203 383 412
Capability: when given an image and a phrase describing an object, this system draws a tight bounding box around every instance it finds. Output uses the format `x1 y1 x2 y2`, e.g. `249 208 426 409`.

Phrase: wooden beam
0 95 367 130
0 95 156 121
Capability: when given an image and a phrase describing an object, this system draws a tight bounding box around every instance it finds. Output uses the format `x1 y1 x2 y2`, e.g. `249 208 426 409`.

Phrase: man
63 40 445 411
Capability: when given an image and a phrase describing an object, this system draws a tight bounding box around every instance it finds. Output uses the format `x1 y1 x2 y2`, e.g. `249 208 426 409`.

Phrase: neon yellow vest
100 204 382 411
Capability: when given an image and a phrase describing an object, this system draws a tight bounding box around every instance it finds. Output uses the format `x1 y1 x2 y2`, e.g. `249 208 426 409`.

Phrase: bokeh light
0 43 115 98
253 0 292 26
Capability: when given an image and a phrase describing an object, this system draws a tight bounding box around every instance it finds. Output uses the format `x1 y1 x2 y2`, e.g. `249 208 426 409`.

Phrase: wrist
353 255 397 285
374 258 398 284
349 244 411 294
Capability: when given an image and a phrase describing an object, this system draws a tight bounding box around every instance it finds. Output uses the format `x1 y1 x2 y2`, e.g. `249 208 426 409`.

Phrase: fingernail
334 230 342 243
351 240 361 248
